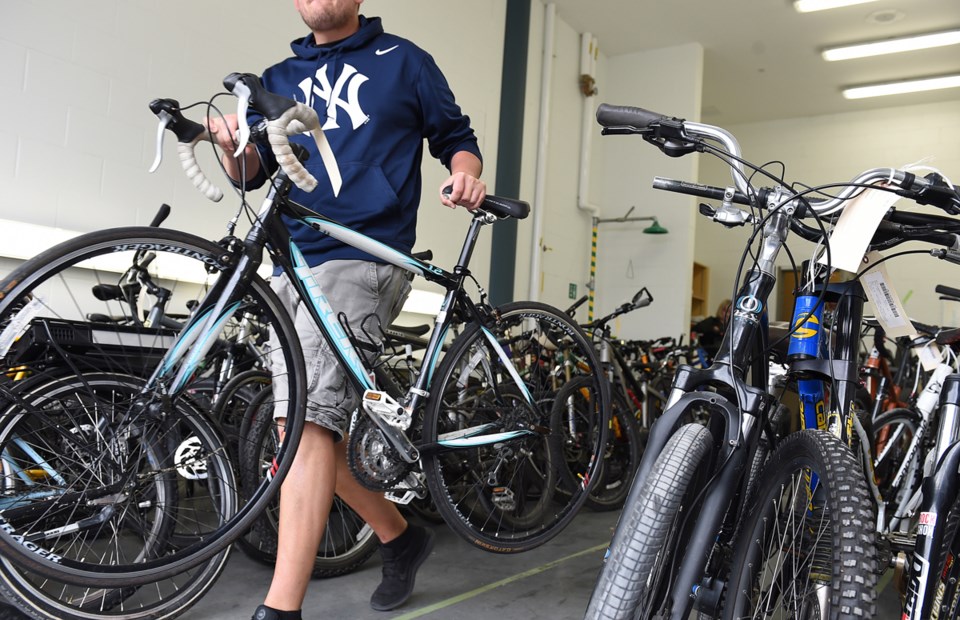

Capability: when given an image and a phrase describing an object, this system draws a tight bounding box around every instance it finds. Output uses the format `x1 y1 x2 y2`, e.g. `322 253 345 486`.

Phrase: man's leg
334 439 435 611
263 422 337 611
333 438 407 542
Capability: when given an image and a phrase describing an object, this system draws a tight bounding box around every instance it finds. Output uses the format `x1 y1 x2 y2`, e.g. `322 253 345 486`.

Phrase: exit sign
568 283 577 299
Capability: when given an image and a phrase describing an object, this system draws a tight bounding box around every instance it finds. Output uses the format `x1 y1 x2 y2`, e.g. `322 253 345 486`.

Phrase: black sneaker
370 524 436 611
251 605 301 620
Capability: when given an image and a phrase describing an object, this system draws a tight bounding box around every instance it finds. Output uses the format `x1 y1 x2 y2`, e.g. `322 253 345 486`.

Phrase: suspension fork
903 444 960 618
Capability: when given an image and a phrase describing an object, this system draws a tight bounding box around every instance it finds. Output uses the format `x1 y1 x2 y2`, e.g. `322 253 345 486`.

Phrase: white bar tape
267 103 342 196
178 135 224 202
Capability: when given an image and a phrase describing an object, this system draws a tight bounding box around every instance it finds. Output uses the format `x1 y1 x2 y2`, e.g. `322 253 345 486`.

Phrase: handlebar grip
91 284 123 302
596 103 671 130
566 294 589 316
906 172 960 215
936 284 960 299
652 177 751 205
412 249 433 261
634 291 653 309
149 204 171 228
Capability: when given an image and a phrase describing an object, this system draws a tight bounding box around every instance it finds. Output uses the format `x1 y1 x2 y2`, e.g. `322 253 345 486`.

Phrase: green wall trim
488 0 530 305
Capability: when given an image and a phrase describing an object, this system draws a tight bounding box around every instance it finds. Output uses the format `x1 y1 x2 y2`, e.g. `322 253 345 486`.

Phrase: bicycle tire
872 407 922 532
212 368 272 464
551 378 640 512
238 388 379 577
0 372 232 617
723 429 878 620
0 227 306 587
585 423 713 619
0 549 228 620
422 301 609 553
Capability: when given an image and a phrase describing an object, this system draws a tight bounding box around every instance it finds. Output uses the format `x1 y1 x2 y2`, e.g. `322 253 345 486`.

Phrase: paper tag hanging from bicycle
861 252 912 337
861 251 941 371
818 185 898 272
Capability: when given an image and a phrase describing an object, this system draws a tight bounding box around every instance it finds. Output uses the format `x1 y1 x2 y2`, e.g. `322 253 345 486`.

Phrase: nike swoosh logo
375 45 399 56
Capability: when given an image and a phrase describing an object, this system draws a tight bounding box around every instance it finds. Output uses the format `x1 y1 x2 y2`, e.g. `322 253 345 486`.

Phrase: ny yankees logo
297 63 369 130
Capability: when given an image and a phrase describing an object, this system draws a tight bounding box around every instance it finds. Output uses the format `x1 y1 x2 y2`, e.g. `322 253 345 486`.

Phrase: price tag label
818 185 898 272
861 252 911 337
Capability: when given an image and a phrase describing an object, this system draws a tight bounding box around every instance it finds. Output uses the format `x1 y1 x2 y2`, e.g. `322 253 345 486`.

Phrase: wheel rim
0 229 303 585
424 303 608 550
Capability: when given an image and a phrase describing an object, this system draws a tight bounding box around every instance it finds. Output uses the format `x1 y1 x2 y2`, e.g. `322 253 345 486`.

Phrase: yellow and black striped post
589 216 598 321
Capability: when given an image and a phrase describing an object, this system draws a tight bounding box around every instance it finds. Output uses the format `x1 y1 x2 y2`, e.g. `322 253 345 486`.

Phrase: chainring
346 413 413 491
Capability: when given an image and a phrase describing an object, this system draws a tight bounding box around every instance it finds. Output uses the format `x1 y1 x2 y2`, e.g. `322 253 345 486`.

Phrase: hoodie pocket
306 161 401 221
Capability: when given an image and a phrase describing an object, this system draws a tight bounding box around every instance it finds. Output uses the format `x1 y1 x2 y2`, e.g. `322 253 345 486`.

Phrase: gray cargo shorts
268 260 412 441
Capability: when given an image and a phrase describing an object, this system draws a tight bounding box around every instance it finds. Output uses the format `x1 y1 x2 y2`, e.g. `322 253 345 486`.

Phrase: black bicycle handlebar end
936 284 960 299
596 103 673 130
150 204 171 228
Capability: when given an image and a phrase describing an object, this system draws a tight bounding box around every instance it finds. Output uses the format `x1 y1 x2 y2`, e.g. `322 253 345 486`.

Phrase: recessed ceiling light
842 74 960 99
793 0 879 13
823 29 960 61
866 9 905 24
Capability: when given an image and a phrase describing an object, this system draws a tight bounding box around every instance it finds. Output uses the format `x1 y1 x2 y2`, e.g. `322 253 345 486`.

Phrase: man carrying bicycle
208 1 486 618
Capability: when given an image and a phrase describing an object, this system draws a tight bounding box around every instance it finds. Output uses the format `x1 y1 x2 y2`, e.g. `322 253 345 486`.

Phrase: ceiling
547 0 960 126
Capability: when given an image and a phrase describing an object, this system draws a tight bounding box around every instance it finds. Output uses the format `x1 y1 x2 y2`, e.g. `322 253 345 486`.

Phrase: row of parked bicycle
0 71 959 620
0 220 686 619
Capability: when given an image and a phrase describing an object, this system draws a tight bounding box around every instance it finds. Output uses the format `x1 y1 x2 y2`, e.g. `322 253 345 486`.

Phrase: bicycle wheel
238 388 379 577
872 407 921 532
723 429 878 620
585 423 714 619
551 377 640 512
422 301 609 553
212 368 272 463
0 373 232 617
0 227 306 586
0 549 227 620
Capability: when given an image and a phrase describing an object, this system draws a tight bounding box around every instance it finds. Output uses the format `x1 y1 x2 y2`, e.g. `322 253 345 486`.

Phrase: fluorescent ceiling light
823 29 960 61
842 74 960 99
794 0 878 13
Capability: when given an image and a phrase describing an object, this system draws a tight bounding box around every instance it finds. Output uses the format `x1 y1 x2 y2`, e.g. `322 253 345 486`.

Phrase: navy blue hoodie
253 16 482 267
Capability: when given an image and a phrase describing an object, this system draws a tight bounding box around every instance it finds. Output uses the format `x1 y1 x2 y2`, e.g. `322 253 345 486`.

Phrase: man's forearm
450 151 482 179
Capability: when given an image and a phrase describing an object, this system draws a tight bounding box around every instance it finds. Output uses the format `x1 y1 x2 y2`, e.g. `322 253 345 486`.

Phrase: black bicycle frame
145 169 518 464
625 211 791 619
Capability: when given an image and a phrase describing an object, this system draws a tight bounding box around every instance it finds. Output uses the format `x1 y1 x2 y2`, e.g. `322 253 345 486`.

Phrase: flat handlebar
597 102 960 219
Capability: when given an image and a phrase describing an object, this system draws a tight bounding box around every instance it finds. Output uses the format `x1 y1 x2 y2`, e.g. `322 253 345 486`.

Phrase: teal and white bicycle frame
147 170 538 465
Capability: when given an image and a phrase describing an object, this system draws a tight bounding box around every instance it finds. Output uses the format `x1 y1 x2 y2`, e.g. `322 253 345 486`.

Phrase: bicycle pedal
385 489 418 505
362 390 411 429
491 486 516 511
384 471 427 504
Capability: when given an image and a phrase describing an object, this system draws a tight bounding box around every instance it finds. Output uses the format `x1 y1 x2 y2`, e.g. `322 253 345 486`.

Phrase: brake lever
149 111 173 173
228 79 253 158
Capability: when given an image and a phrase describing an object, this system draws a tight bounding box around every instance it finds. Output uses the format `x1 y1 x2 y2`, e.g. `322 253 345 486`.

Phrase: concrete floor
182 508 904 620
0 507 906 619
183 510 619 620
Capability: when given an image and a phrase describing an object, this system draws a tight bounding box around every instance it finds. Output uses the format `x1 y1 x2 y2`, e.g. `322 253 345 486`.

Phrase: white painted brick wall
0 0 506 297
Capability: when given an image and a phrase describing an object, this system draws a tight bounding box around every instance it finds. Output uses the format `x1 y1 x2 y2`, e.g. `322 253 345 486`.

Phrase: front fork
903 375 960 619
